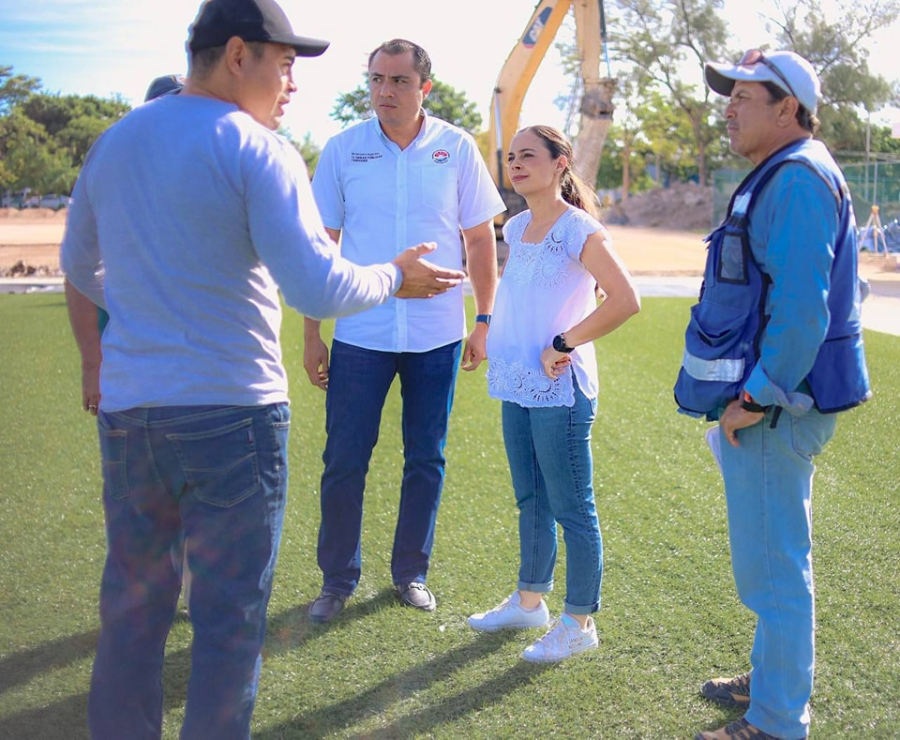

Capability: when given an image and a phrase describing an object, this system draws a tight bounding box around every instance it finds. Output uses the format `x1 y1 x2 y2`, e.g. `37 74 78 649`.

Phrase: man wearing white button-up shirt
304 38 505 622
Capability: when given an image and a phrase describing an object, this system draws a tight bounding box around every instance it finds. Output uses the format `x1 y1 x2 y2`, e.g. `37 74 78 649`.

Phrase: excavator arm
488 0 615 225
571 0 616 185
489 0 573 192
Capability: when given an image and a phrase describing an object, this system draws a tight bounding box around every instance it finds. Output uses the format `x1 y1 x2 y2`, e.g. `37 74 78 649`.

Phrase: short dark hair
762 81 819 135
190 39 267 78
368 39 431 84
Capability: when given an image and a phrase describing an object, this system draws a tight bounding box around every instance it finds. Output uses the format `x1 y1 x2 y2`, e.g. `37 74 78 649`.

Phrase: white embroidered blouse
486 206 606 407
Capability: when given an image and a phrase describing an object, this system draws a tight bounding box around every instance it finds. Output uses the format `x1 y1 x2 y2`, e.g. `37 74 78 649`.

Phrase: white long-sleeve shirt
61 95 399 411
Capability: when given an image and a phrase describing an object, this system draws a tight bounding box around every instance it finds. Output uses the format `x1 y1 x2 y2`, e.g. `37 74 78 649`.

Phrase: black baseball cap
188 0 330 57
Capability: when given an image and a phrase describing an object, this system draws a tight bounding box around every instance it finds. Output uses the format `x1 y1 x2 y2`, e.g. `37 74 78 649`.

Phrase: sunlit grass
1 294 897 738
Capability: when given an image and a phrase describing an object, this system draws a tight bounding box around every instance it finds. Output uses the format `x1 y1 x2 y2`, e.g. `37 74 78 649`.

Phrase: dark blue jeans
89 403 290 740
317 339 461 595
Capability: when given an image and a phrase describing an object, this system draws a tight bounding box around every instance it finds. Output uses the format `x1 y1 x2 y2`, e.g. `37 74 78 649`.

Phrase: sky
2 0 898 148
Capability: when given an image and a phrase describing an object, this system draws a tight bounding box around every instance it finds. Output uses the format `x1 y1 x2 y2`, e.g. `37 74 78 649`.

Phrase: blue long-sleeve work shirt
742 163 839 411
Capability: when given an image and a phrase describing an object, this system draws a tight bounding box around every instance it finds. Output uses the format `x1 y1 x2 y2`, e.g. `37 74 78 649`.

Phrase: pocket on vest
674 301 751 417
686 300 750 359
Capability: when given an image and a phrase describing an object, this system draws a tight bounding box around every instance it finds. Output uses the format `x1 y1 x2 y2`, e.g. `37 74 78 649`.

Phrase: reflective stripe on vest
681 349 745 383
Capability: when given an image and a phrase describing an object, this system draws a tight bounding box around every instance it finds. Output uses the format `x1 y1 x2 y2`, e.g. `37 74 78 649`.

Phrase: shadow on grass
0 623 189 740
363 659 552 739
255 630 547 739
0 592 399 736
0 693 91 740
692 707 746 737
265 588 399 652
0 627 99 694
17 298 67 310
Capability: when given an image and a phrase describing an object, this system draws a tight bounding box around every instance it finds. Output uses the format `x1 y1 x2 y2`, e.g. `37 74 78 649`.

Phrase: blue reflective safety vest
674 138 871 421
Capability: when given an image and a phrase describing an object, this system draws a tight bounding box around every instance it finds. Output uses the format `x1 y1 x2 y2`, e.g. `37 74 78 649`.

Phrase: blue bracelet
475 314 491 325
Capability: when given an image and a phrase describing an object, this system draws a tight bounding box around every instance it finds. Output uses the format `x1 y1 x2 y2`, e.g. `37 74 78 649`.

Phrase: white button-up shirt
313 111 505 353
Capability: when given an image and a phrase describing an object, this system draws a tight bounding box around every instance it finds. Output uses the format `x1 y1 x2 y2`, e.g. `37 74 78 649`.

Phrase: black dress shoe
394 582 436 611
308 591 347 623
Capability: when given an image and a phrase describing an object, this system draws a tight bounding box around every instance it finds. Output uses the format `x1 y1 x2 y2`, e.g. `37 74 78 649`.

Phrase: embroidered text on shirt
351 152 384 162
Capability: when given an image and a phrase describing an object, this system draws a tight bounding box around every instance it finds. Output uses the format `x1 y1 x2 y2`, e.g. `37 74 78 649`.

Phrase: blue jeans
719 407 837 739
89 403 290 740
501 382 602 615
317 339 461 594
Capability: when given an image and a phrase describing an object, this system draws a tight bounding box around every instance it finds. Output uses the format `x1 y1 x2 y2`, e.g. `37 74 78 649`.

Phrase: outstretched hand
393 243 465 299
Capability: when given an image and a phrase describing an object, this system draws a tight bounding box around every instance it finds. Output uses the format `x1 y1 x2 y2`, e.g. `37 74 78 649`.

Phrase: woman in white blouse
468 125 640 662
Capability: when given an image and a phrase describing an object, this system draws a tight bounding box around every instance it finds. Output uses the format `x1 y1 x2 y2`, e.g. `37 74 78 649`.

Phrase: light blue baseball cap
706 49 821 115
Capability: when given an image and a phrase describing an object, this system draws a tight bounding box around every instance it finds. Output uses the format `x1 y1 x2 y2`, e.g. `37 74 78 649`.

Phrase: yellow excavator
488 0 616 223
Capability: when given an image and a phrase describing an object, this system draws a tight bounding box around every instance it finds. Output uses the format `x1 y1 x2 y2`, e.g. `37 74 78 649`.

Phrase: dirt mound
1 259 60 278
605 182 714 231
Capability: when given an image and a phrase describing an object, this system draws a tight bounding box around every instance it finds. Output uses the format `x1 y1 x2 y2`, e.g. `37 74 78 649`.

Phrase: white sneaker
467 591 550 632
521 613 598 663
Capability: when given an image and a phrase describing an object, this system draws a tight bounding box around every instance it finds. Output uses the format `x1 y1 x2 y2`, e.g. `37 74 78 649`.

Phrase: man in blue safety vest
675 49 871 740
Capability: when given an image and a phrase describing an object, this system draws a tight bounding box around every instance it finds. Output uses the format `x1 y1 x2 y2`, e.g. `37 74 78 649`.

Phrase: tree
612 0 733 185
20 93 129 168
288 132 322 177
594 124 655 195
19 92 129 137
0 65 40 115
632 90 702 185
423 78 482 134
593 79 712 197
331 86 371 127
57 115 114 168
767 0 900 153
0 110 75 193
592 76 651 198
331 76 482 135
609 0 900 183
0 67 132 196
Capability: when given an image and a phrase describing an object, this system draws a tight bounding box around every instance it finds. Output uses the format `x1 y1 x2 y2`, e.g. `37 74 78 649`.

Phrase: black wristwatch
552 333 574 354
740 391 768 413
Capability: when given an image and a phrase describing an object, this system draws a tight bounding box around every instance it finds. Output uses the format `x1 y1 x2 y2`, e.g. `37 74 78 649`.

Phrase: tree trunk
696 124 707 186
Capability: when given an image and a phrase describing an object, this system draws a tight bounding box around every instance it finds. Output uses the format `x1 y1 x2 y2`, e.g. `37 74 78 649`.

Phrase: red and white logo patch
432 149 450 164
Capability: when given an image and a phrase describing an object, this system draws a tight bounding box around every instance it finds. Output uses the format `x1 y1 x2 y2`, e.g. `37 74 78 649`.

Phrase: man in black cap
144 73 185 102
61 1 463 737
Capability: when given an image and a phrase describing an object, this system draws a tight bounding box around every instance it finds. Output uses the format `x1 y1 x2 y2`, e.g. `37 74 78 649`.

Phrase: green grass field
0 293 897 739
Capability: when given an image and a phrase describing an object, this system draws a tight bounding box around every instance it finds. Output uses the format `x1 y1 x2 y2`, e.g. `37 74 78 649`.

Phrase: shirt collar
374 108 429 149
